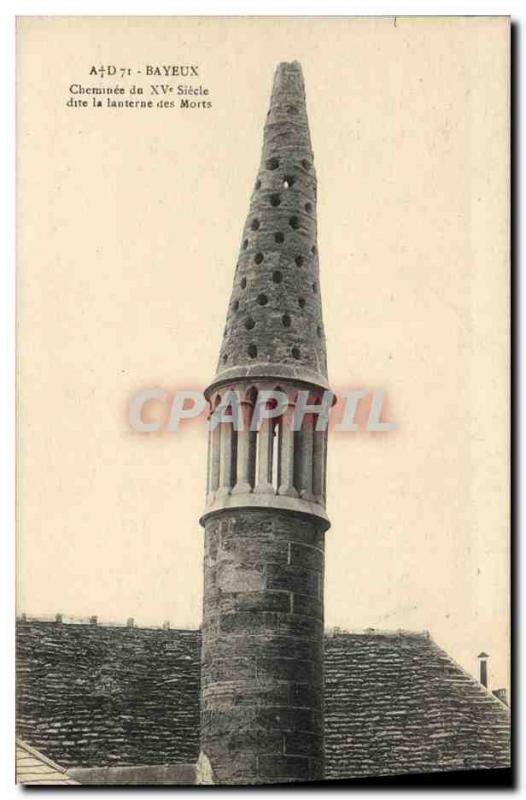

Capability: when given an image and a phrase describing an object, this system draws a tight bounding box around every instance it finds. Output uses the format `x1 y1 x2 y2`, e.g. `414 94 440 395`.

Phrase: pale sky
17 17 509 691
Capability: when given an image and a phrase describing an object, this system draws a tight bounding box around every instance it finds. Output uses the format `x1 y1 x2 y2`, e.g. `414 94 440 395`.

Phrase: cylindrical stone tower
199 61 332 786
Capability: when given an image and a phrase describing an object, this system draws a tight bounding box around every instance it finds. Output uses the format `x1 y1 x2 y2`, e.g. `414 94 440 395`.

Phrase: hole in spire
282 314 291 328
305 202 313 213
298 297 306 309
255 252 264 265
289 216 300 230
272 271 282 284
255 179 261 190
250 218 260 231
269 194 281 207
232 300 239 312
242 239 248 250
244 317 255 330
291 347 301 360
302 159 311 170
241 278 247 289
283 176 295 189
266 157 280 171
257 294 268 306
295 255 304 267
248 344 257 359
274 232 285 244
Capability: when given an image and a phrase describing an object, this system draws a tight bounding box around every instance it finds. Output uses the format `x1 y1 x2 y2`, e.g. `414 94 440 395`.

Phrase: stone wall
201 508 325 784
68 764 196 785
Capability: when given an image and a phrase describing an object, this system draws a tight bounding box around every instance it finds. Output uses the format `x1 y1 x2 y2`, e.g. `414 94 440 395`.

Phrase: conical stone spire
213 61 328 395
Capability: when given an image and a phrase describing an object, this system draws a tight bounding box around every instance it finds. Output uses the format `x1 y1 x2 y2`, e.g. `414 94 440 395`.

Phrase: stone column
298 414 314 500
205 423 212 495
278 397 299 497
255 418 274 494
232 398 254 494
218 414 233 496
312 429 327 505
208 418 221 500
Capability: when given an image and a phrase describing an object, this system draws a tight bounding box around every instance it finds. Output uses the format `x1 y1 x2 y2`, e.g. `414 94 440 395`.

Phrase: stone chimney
478 651 489 688
198 61 331 785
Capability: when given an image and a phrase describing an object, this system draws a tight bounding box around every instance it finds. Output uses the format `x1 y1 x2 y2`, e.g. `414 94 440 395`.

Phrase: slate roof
16 621 201 768
324 631 510 778
16 620 510 780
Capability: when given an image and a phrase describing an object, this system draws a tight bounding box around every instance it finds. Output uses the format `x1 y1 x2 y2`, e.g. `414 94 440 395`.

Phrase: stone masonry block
256 706 315 733
202 706 256 735
277 612 323 638
202 656 257 684
219 611 280 635
289 682 324 709
220 537 289 569
216 563 265 593
284 731 323 757
256 657 316 684
266 563 320 597
291 592 323 619
219 591 291 615
212 755 258 783
257 754 311 781
289 542 324 572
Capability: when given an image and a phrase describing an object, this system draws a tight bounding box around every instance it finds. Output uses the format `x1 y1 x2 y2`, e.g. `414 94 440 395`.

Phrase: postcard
16 16 510 786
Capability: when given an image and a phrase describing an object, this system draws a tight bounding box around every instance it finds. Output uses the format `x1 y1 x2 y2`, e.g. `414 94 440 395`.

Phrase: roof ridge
327 626 430 638
16 614 431 639
16 615 199 631
425 637 511 713
18 617 435 639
